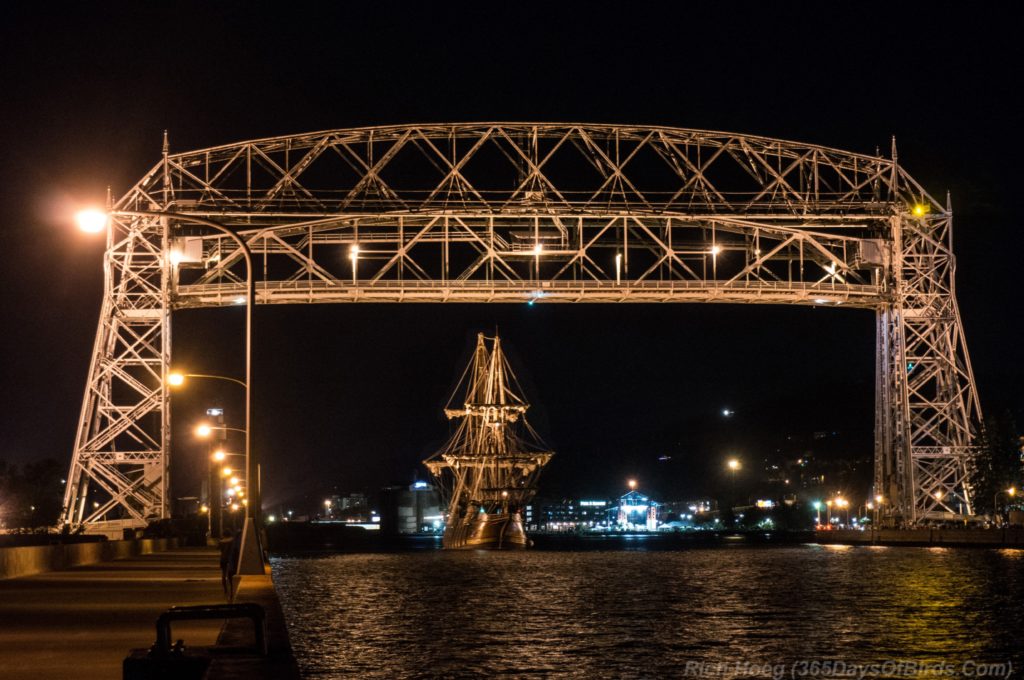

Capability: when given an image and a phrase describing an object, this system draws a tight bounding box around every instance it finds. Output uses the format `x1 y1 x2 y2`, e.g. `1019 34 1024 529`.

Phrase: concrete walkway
0 546 227 680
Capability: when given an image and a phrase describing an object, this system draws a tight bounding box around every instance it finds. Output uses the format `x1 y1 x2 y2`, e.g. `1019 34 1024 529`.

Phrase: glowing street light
75 209 109 234
615 252 622 285
812 500 822 525
726 458 740 496
167 371 246 389
628 479 638 491
195 422 247 438
350 244 360 284
994 487 1018 524
212 450 226 463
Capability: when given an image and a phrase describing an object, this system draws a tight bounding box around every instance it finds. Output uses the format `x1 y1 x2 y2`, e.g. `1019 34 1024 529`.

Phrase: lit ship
423 333 553 549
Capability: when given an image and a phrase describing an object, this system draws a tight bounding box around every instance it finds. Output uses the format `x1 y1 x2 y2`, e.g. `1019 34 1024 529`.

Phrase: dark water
272 543 1024 678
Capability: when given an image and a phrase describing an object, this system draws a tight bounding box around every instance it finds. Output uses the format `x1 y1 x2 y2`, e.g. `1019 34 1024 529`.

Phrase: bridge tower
60 124 983 532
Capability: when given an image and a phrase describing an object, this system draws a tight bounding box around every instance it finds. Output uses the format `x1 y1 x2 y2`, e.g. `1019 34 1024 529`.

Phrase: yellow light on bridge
212 450 226 462
710 245 722 256
221 467 232 477
727 459 740 471
912 203 929 217
167 372 185 387
627 479 638 490
1009 487 1017 497
195 423 213 438
76 209 109 233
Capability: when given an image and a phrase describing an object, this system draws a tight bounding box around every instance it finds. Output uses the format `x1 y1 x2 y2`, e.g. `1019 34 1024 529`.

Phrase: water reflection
272 546 1023 678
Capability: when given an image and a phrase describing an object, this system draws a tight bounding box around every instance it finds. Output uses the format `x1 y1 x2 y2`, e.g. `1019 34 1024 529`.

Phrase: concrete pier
0 545 298 680
816 527 1024 547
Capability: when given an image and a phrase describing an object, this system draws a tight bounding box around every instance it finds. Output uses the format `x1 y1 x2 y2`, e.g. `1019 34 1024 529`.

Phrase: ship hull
443 512 529 549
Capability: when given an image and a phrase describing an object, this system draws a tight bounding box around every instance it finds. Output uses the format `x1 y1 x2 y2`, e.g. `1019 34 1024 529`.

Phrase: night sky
1 3 1020 511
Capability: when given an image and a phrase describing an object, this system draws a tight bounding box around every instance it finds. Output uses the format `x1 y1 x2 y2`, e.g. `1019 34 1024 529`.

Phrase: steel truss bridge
61 123 982 532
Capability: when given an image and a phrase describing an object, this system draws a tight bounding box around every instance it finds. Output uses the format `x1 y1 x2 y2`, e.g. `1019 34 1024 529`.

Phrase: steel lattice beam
60 124 982 531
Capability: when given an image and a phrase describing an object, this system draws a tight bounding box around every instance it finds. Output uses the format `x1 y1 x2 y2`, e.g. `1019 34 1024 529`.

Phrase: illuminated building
613 490 659 531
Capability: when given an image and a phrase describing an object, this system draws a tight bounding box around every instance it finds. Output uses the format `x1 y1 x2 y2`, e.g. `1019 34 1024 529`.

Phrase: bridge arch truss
60 123 982 531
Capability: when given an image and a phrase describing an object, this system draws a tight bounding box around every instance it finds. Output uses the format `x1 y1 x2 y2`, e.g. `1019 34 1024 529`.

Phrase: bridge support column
61 212 172 532
875 209 981 525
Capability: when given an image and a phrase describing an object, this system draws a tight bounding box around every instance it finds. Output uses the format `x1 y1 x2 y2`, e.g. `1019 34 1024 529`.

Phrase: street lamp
812 500 822 526
628 479 638 491
350 244 360 284
726 458 740 496
76 207 262 575
994 487 1017 525
168 371 247 390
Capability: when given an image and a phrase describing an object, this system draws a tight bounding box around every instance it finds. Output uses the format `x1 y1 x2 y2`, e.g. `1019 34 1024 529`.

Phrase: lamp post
350 244 360 284
726 458 740 495
77 208 263 575
812 500 822 527
994 487 1016 525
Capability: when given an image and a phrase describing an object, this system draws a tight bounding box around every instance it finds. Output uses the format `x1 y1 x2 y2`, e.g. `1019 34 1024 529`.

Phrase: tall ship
424 333 554 549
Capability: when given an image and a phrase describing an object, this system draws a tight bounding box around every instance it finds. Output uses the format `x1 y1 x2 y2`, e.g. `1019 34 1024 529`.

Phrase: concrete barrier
0 537 179 580
817 527 1024 547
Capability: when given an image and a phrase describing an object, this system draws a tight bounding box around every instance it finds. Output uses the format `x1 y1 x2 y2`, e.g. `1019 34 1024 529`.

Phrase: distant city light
413 480 428 489
727 458 740 471
267 515 276 523
722 408 733 417
206 408 224 417
628 479 638 490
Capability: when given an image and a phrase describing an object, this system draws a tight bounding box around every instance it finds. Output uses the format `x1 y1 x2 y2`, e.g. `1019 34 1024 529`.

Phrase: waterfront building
612 490 659 531
526 498 611 531
379 481 444 534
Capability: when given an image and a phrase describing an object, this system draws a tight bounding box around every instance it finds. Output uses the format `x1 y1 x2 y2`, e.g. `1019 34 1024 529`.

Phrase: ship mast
424 332 553 529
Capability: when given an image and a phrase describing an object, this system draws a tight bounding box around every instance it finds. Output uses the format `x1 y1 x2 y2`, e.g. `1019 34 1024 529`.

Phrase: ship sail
423 332 554 549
